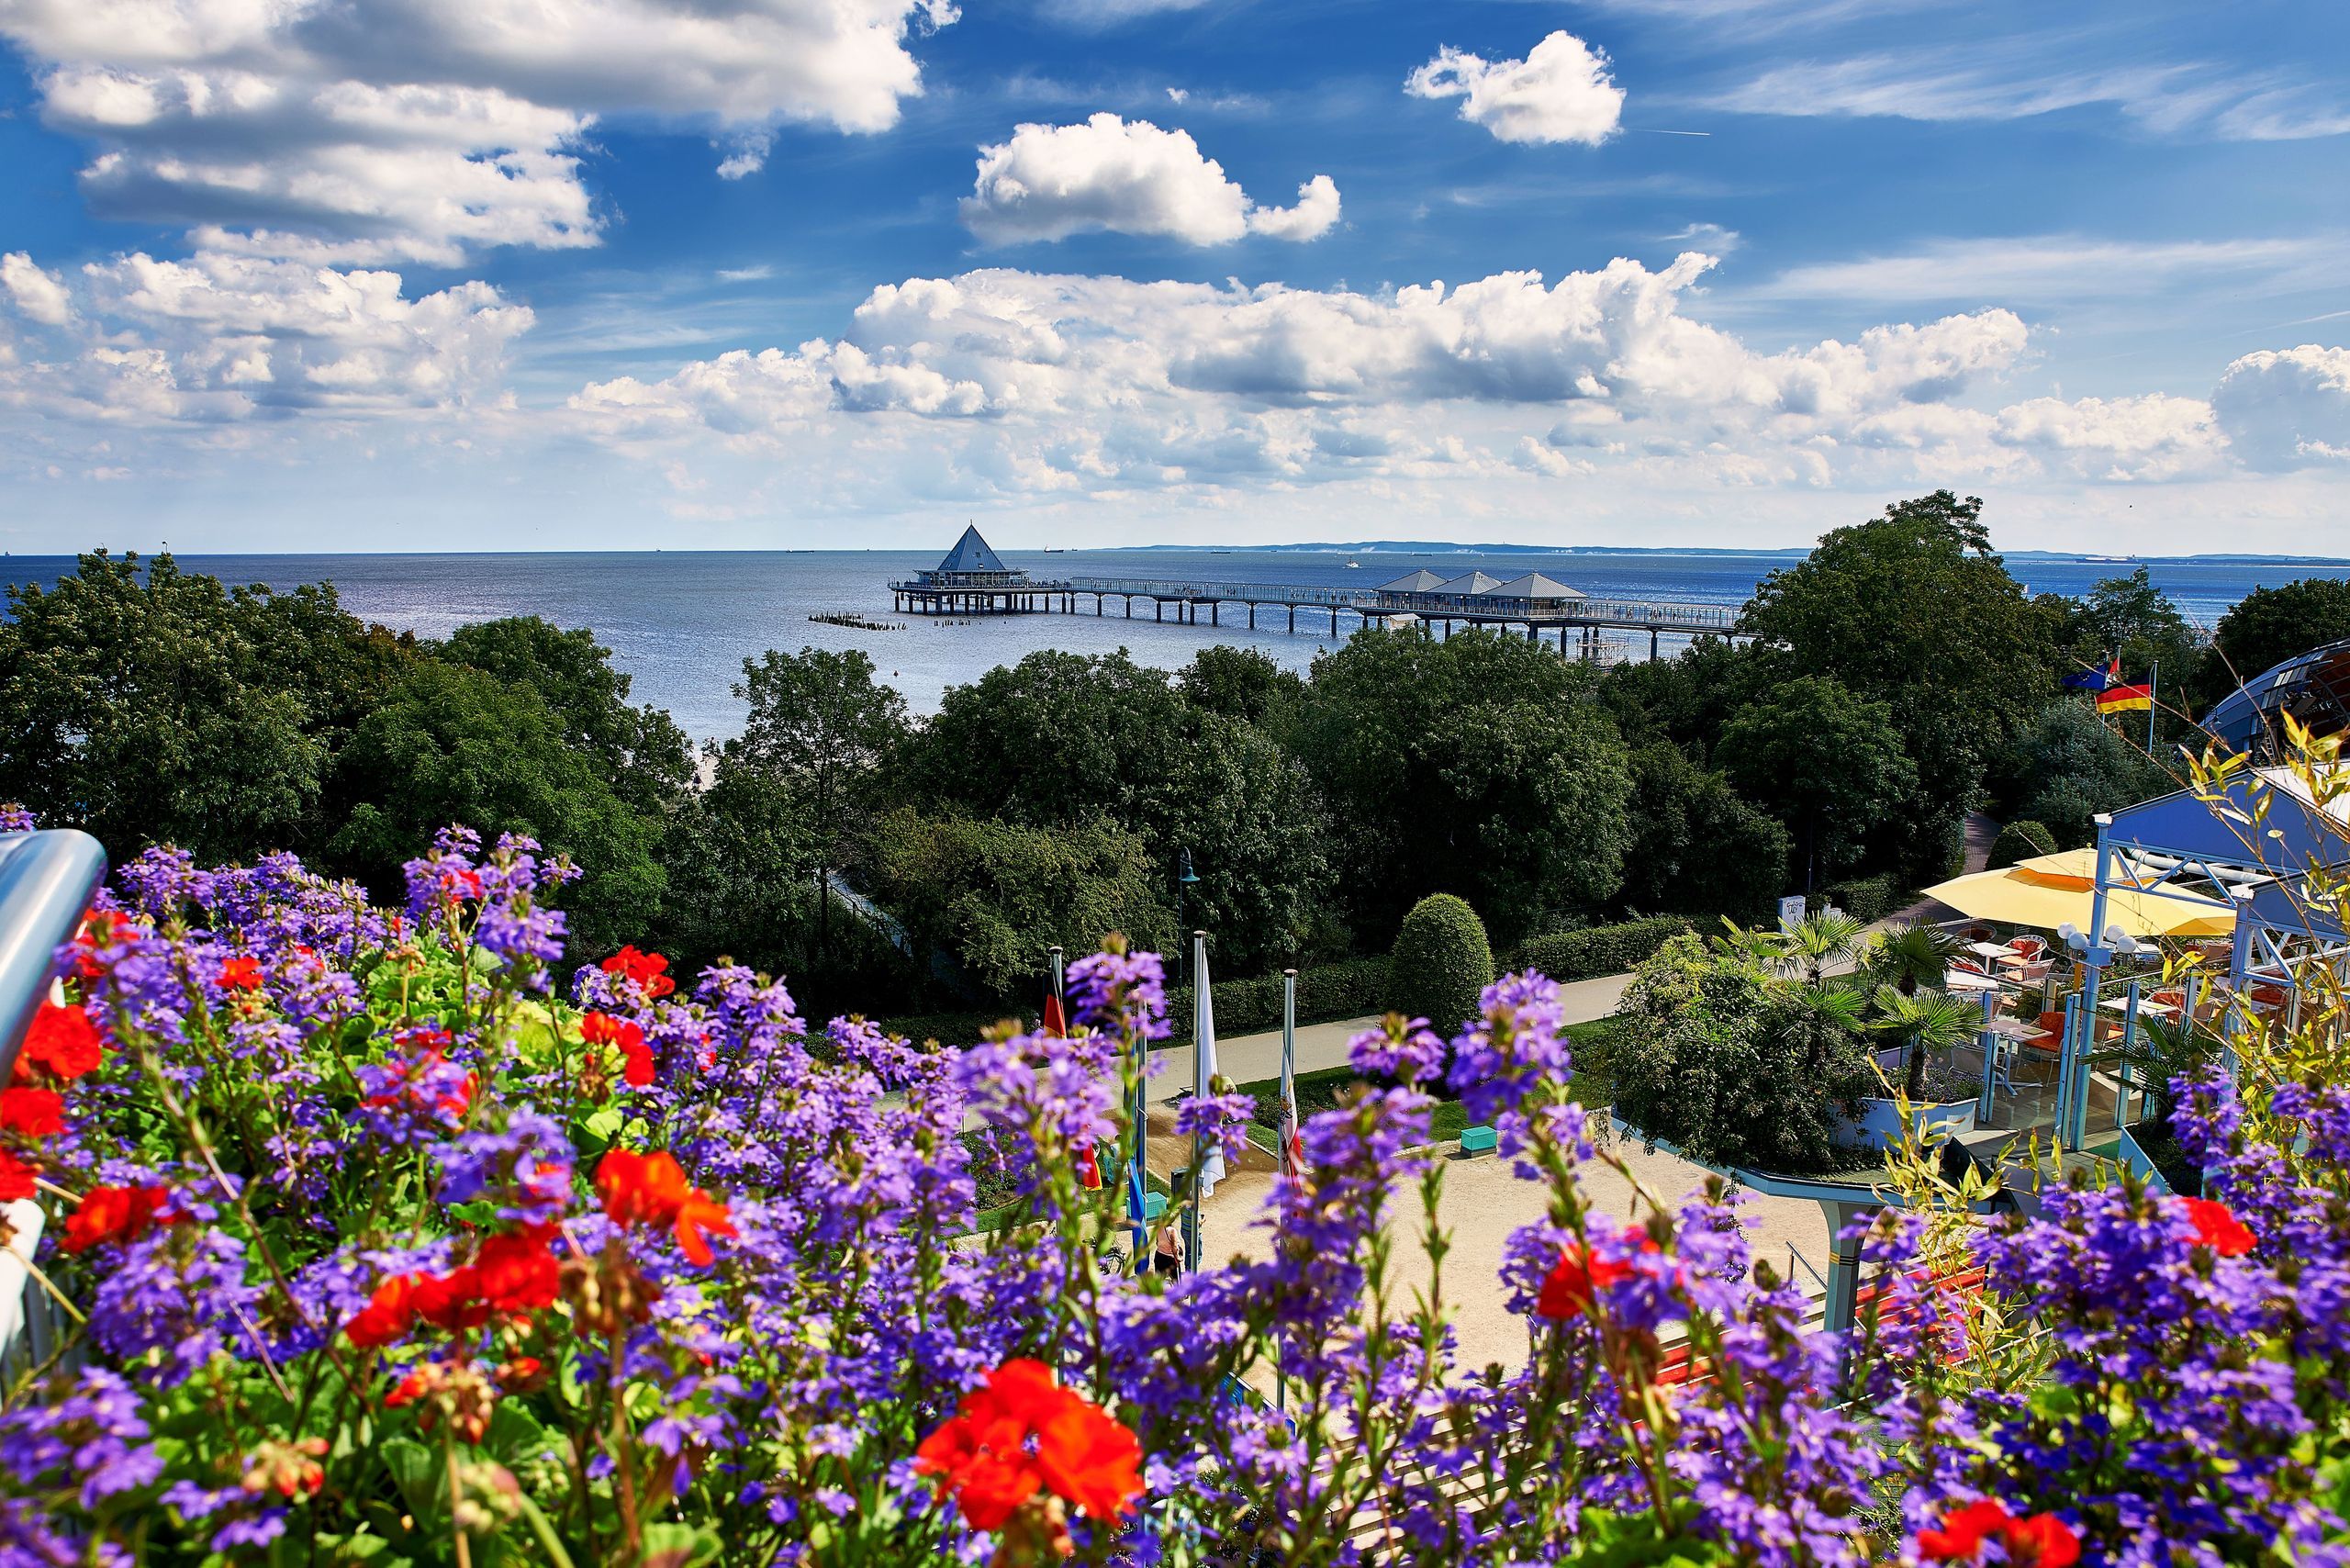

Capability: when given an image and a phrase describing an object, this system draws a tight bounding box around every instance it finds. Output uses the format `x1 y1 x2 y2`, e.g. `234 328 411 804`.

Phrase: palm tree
1874 983 1976 1100
1868 920 1961 998
1775 910 1870 987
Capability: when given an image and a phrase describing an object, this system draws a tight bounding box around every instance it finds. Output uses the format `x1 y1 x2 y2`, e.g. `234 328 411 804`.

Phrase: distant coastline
1113 541 2350 566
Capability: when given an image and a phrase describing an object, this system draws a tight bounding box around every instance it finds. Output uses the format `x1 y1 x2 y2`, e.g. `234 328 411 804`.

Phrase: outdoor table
2100 995 2179 1018
1944 968 2010 992
1964 940 2019 961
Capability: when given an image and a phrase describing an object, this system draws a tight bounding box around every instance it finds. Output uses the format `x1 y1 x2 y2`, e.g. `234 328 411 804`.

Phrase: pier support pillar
1212 601 1219 627
1248 602 1256 629
1156 600 1163 622
1332 609 1340 636
1651 630 1660 661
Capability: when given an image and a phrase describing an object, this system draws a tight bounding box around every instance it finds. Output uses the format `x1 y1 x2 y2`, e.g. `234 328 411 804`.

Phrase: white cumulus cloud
1405 32 1625 146
1 252 73 326
962 114 1340 246
0 0 958 264
0 251 532 423
2211 344 2350 468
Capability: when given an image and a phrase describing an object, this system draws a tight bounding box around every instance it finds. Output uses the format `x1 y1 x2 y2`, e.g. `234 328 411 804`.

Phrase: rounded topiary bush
1987 818 2057 868
1386 892 1494 1033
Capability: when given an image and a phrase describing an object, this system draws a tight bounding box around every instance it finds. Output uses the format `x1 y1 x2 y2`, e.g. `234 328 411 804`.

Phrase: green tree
0 551 413 863
1176 644 1305 728
1292 627 1635 944
1718 676 1918 890
895 649 1186 829
1139 711 1336 974
2056 568 2198 701
1594 636 1760 766
1616 745 1791 920
330 660 666 955
866 810 1168 1000
1872 984 1976 1103
442 617 695 815
1386 893 1494 1033
897 650 1328 972
722 647 911 959
2197 577 2350 709
1739 492 2063 873
1998 699 2171 846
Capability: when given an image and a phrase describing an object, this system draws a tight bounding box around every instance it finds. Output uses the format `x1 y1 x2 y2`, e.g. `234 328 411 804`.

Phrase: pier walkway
890 564 1740 658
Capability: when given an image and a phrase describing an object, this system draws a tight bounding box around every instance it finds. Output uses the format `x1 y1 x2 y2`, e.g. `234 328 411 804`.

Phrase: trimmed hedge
1821 872 1908 924
1987 819 2057 869
1505 914 1694 983
1167 953 1391 1042
1387 894 1495 1034
879 955 1393 1048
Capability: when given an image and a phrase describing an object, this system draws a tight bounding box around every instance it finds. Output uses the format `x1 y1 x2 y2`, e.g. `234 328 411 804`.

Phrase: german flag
2097 682 2153 714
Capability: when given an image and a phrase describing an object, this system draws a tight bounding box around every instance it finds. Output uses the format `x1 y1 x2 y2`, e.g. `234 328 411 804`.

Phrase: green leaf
640 1522 722 1568
379 1437 442 1524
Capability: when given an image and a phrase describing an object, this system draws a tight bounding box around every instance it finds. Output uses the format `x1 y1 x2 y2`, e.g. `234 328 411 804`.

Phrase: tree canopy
1292 627 1634 945
1740 492 2061 870
1718 675 1918 890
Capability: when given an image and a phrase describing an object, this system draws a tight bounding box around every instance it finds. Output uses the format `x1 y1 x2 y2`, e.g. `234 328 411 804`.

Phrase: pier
889 529 1740 659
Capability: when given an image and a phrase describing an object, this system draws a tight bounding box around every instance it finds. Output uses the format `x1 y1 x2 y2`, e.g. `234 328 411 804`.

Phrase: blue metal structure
2199 637 2350 760
2055 768 2350 1148
0 829 108 1082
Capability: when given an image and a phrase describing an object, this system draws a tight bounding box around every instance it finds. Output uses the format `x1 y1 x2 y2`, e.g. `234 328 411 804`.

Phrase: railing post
0 830 109 1082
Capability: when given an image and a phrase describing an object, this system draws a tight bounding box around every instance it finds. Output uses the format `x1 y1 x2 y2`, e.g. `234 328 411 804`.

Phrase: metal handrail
0 831 108 1083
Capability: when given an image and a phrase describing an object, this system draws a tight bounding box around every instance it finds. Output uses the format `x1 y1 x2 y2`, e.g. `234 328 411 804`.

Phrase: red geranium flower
1536 1225 1658 1321
217 956 264 992
0 1088 63 1138
599 946 676 999
596 1148 736 1266
73 910 139 980
582 1012 655 1088
17 1002 104 1083
1916 1499 2079 1567
412 1267 491 1334
476 1226 562 1314
2179 1196 2255 1258
0 1149 37 1204
345 1273 425 1349
914 1359 1143 1531
62 1184 175 1253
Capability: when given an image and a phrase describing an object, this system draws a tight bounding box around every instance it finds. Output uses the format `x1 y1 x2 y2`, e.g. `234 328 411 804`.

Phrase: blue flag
2062 666 2114 691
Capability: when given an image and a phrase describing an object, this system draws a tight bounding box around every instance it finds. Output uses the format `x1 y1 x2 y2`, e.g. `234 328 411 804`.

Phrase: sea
5 547 2345 743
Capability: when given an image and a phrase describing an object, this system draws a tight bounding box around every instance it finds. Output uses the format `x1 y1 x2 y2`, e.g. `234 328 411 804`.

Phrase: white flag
1193 933 1225 1199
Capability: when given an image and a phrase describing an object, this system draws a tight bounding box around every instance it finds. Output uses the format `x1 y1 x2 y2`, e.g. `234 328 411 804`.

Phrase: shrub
1986 819 2057 868
1822 871 1907 924
1385 893 1494 1032
1163 953 1389 1042
1610 933 1875 1174
1507 914 1694 981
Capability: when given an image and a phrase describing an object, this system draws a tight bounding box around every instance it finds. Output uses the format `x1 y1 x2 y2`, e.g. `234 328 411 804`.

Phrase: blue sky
0 0 2344 554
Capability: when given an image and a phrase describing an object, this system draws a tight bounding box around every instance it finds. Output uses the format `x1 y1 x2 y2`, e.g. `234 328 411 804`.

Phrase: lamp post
1174 848 1200 987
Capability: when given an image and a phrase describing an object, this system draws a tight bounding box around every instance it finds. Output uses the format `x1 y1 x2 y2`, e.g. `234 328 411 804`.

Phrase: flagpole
1188 929 1210 1275
2146 660 2159 753
1278 966 1296 1416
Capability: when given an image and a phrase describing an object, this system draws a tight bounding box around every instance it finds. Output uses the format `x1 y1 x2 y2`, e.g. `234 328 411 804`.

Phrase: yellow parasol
1920 847 2235 939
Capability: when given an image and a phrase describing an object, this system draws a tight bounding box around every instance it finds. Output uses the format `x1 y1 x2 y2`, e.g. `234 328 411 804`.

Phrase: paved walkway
1143 968 1635 1102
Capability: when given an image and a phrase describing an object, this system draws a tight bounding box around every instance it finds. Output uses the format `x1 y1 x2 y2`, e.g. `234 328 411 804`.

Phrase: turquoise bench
1140 1192 1169 1221
1458 1125 1498 1155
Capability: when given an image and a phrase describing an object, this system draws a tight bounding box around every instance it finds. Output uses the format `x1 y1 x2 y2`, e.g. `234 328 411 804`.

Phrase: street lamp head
1178 847 1200 886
